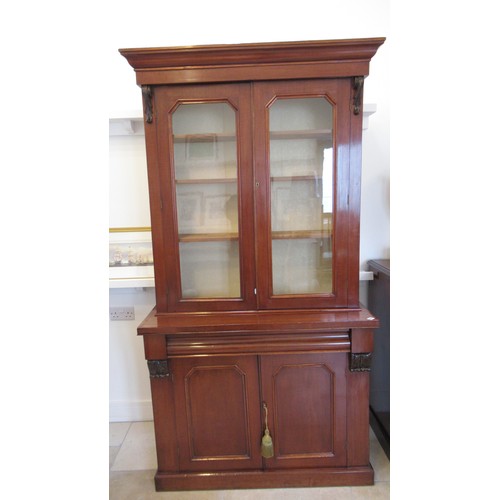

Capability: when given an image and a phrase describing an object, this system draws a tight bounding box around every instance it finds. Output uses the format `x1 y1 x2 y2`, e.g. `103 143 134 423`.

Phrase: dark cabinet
119 37 385 491
368 259 390 458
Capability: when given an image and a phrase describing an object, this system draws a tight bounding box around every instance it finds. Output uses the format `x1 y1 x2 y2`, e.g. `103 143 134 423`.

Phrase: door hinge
142 85 153 123
254 288 257 295
352 76 364 115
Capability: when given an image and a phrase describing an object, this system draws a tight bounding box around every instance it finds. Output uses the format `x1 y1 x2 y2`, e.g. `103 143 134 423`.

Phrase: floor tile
110 470 156 500
110 470 234 500
111 421 157 471
110 471 355 500
109 446 120 468
219 486 352 500
351 481 390 499
370 437 390 482
109 421 131 446
109 422 389 499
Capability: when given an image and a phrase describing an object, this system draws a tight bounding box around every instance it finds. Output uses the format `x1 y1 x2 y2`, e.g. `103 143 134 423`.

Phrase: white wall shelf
109 272 372 289
109 104 377 136
362 103 377 130
109 110 144 136
109 277 155 289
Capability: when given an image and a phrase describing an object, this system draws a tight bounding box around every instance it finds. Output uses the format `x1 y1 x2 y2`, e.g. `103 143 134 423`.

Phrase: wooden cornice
119 38 385 85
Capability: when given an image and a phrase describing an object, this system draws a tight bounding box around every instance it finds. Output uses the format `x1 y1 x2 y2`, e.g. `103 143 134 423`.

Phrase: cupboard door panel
154 83 256 312
253 79 352 309
260 353 347 468
172 356 262 471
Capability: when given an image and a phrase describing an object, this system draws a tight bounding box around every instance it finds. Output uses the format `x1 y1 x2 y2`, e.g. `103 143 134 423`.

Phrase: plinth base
154 465 374 491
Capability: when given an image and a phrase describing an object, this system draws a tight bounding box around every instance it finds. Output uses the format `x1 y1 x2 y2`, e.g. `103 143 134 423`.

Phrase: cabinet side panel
142 103 169 311
346 370 370 466
149 377 179 472
347 79 364 306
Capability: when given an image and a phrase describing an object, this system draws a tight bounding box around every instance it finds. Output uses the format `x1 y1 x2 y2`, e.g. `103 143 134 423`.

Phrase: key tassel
261 402 274 458
261 428 274 458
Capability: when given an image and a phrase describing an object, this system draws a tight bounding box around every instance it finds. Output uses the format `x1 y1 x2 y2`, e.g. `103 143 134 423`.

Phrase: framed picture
176 191 204 233
204 194 237 232
109 227 154 286
186 134 218 161
272 183 319 232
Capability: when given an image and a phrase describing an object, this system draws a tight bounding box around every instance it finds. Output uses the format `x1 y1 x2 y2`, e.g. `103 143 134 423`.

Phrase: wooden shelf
173 133 236 142
271 175 320 182
177 175 318 184
179 232 239 242
176 177 237 184
272 230 330 240
270 129 331 140
179 230 332 241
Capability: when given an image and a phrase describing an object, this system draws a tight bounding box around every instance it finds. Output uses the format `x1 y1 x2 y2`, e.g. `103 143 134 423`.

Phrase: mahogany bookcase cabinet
119 37 385 491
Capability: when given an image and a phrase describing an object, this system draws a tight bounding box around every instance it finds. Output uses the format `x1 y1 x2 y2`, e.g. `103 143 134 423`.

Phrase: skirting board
109 400 153 422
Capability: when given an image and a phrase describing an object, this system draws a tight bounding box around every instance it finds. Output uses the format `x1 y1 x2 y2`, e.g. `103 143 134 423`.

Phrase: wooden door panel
172 356 262 471
253 79 353 309
153 83 256 313
274 363 334 457
260 353 347 468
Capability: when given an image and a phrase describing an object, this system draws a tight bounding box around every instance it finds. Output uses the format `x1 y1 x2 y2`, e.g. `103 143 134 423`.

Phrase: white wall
109 287 156 421
109 0 390 421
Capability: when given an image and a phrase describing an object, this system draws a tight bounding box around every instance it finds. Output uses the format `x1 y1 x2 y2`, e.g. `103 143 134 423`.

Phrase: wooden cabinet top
119 37 385 85
138 307 379 335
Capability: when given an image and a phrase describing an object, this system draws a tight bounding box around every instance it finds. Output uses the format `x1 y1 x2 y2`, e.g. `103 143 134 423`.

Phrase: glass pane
172 102 240 298
179 241 240 298
269 98 334 295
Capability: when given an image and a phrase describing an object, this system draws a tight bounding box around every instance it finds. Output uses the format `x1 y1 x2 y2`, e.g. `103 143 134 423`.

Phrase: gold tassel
261 428 274 458
261 403 274 458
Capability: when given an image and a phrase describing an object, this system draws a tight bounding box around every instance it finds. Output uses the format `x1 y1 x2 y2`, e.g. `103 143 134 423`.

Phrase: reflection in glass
172 102 240 298
269 98 334 295
179 241 240 298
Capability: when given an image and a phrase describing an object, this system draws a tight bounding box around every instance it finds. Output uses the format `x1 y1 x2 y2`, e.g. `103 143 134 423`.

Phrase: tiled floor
110 421 389 499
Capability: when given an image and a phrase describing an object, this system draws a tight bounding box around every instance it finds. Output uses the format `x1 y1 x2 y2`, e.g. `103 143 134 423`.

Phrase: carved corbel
349 352 372 372
142 85 153 123
147 359 170 378
352 76 364 115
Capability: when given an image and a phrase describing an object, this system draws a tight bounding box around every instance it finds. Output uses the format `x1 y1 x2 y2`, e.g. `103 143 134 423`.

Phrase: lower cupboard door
171 355 262 471
259 352 347 469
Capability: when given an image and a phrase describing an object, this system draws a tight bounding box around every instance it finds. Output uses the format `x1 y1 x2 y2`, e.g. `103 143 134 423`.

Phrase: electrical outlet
109 306 135 321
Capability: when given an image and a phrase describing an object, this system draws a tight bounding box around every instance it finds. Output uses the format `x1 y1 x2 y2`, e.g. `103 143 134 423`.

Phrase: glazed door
253 80 352 309
153 83 256 312
260 353 347 468
171 355 262 472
